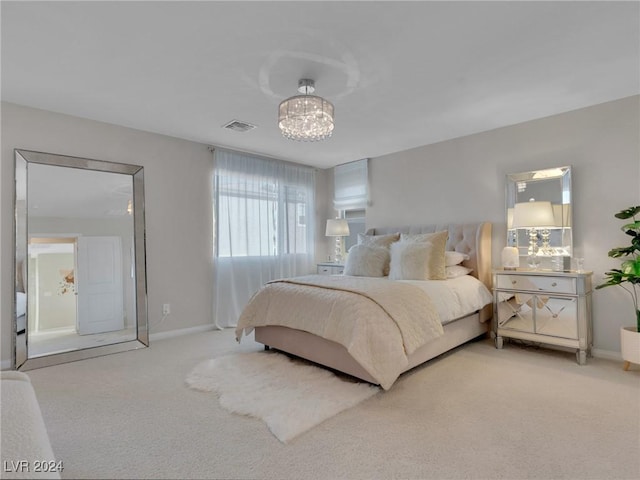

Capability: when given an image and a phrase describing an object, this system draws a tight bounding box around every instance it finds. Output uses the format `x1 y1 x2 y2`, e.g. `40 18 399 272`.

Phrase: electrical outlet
162 304 170 316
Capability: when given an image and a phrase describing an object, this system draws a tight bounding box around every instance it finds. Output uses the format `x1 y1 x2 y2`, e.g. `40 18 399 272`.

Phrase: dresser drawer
495 274 577 294
317 264 344 275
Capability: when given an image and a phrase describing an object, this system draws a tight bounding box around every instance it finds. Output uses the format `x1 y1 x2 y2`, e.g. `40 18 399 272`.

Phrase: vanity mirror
14 150 148 370
506 166 572 262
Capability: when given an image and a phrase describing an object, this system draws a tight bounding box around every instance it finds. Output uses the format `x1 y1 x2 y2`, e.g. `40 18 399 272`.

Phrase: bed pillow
357 233 399 275
400 230 448 248
397 230 447 279
357 232 400 248
446 265 473 278
344 245 390 277
388 240 447 281
445 251 470 266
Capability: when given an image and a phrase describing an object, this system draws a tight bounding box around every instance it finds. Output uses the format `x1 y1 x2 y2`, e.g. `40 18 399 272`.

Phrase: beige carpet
23 328 640 480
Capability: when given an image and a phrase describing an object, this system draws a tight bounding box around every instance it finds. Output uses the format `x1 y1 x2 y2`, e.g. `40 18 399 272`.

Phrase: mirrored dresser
493 268 593 364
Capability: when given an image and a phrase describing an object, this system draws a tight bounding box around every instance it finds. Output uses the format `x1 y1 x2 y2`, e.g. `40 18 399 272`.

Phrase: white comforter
399 275 493 325
236 275 444 389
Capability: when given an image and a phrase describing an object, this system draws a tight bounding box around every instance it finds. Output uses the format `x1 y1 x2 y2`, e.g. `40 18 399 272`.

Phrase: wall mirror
14 149 148 370
506 166 572 259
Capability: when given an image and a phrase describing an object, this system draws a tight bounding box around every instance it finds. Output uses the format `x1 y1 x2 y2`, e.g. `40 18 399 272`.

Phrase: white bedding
399 275 493 325
236 275 444 389
236 274 492 389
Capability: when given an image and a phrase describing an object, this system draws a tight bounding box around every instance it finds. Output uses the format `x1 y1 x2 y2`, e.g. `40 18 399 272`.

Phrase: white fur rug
185 351 379 443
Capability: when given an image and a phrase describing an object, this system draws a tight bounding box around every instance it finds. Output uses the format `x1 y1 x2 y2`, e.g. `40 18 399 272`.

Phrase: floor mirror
14 149 148 370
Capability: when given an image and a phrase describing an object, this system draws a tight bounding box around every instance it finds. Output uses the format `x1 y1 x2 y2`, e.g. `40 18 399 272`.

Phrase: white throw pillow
389 241 447 281
357 233 399 275
344 245 390 277
357 233 400 248
446 265 473 278
445 251 470 266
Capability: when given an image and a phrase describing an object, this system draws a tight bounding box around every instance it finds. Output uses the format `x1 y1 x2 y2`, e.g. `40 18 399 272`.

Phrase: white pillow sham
446 265 473 278
344 244 390 277
389 240 447 281
357 233 399 275
357 233 400 248
445 251 470 267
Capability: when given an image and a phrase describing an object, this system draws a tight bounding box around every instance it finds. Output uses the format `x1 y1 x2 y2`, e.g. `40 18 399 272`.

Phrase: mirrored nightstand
317 263 344 275
493 268 593 364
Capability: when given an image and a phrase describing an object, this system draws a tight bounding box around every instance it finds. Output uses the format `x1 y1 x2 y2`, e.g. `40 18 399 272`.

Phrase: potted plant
595 205 640 370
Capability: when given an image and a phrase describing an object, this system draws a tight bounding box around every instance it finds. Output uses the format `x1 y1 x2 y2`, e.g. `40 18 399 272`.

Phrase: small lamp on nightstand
325 219 350 264
512 200 556 268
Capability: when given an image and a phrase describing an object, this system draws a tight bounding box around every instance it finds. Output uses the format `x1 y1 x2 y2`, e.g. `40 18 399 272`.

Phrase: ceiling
2 1 638 169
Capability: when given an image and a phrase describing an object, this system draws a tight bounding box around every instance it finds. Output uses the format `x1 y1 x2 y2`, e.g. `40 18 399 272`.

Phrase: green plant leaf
621 259 640 276
622 221 640 236
615 206 640 219
599 207 640 313
595 269 625 289
609 246 636 258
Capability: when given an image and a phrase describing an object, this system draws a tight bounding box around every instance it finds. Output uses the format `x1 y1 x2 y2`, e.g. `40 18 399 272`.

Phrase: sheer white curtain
213 149 316 328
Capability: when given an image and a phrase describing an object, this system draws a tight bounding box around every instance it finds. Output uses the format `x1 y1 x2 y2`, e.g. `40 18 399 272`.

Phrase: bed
236 222 492 389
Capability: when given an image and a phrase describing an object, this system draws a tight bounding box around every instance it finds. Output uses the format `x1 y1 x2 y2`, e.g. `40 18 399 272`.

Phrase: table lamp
512 200 555 268
325 219 350 263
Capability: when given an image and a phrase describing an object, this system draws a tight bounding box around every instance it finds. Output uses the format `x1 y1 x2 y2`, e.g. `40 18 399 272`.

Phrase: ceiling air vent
222 120 257 133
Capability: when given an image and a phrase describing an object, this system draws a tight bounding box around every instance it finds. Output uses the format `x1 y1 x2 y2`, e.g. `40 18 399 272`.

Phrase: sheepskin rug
186 351 379 443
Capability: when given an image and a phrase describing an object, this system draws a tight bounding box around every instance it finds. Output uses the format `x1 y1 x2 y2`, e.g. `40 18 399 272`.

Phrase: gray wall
1 102 215 366
366 95 639 354
2 96 638 365
1 102 331 367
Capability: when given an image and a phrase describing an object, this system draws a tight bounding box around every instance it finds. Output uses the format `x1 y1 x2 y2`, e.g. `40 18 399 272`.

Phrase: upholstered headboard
366 222 493 321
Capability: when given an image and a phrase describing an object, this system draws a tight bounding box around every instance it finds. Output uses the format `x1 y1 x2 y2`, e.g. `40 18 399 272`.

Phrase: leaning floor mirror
14 150 148 370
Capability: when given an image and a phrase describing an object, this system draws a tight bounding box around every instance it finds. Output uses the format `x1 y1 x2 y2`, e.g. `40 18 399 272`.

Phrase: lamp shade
325 219 350 236
279 79 334 141
511 201 555 228
552 203 571 227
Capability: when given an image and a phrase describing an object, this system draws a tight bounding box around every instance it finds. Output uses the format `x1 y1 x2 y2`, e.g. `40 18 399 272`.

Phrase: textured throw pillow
357 232 400 248
344 244 390 277
445 251 470 267
357 233 399 275
400 230 448 250
388 240 447 281
398 230 448 280
446 265 473 278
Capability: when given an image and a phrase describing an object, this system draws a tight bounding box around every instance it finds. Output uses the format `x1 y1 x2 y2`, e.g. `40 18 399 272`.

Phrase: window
333 159 368 211
344 209 366 251
213 149 316 328
214 152 314 259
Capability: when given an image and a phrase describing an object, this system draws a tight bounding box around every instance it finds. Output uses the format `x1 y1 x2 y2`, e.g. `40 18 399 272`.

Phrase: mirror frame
506 165 573 258
13 149 149 370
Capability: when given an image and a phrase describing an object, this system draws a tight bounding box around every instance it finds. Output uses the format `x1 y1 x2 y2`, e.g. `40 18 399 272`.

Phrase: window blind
333 159 368 211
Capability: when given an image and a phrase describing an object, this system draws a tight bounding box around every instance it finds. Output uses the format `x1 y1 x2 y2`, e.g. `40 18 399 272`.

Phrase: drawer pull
552 282 557 287
511 280 517 285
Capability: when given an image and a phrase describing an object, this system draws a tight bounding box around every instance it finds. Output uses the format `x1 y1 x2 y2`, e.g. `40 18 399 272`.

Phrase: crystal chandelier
278 79 334 141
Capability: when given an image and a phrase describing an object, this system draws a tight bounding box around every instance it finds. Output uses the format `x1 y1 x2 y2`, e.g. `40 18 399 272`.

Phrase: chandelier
278 79 334 141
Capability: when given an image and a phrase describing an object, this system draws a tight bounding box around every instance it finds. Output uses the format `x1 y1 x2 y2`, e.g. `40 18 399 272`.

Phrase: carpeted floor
24 328 640 480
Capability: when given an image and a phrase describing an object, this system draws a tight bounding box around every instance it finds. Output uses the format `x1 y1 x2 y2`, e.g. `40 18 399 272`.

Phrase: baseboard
149 324 218 342
591 348 622 361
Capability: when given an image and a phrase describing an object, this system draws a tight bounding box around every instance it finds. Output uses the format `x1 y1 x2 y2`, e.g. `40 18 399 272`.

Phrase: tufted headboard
366 222 493 321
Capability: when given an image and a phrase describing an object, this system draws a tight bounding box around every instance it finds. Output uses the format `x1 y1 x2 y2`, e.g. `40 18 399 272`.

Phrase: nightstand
493 268 593 365
317 263 345 275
